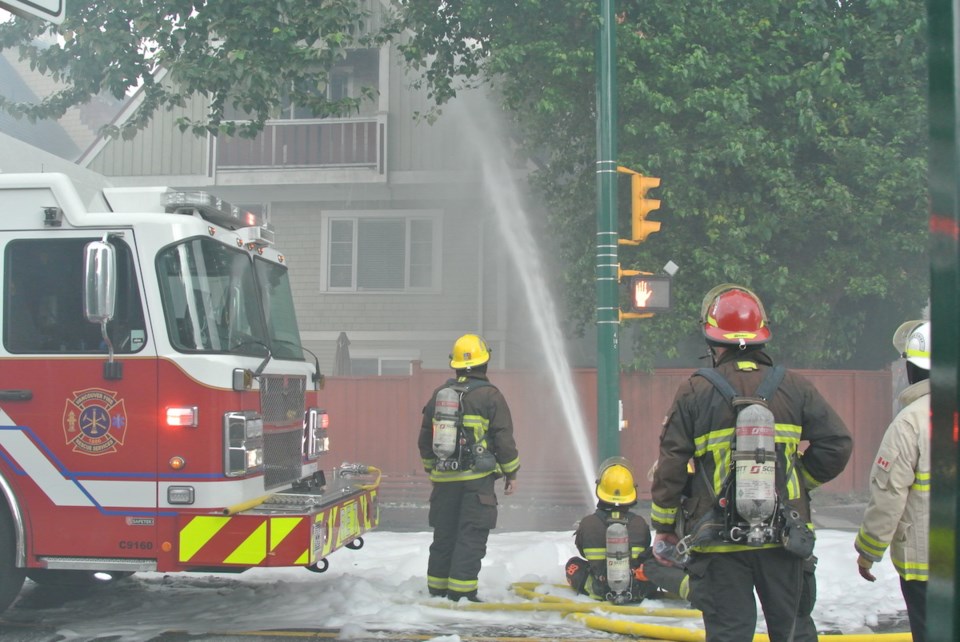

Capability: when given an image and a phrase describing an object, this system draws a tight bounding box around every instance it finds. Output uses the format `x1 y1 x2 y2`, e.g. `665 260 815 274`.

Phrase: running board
38 557 157 572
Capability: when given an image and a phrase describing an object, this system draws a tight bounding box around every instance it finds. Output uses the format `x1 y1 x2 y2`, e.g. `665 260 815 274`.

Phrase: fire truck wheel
345 537 364 550
25 569 134 587
0 510 26 614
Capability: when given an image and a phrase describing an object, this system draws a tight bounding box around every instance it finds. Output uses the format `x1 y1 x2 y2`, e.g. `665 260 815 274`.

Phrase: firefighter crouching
650 284 852 641
566 457 690 605
418 334 520 602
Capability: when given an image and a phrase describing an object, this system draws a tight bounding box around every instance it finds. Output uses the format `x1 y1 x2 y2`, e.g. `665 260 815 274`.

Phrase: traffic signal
628 275 671 312
617 167 661 246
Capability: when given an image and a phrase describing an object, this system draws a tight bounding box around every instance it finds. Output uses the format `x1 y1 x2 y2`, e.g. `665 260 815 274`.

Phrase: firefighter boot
448 590 482 603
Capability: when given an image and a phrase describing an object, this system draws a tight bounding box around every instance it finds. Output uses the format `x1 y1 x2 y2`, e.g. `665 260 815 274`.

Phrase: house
65 2 544 377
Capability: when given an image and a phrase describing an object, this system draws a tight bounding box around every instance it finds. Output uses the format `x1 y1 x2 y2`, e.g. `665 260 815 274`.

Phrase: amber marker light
169 456 186 470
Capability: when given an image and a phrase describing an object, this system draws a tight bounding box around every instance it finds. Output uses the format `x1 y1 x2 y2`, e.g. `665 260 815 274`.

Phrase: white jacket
855 379 930 581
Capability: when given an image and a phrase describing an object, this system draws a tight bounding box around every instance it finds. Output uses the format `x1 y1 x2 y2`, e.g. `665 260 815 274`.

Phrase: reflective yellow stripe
500 456 520 474
893 558 929 581
322 506 338 557
179 515 230 562
650 503 677 526
693 542 782 553
448 577 479 592
583 547 605 561
462 413 489 448
428 576 449 590
693 423 802 497
911 471 930 491
224 522 267 565
855 528 888 559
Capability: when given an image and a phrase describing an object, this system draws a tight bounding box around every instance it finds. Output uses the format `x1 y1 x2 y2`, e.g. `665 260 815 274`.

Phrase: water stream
456 99 597 509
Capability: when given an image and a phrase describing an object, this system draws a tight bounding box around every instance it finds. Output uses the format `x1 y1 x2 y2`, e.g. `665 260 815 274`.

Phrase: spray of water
456 99 597 509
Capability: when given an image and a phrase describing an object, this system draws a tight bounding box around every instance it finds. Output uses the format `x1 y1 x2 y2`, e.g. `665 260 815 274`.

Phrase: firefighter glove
632 564 649 582
857 554 876 582
652 532 680 567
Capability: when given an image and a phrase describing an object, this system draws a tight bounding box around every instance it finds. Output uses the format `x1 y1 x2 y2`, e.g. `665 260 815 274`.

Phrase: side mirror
83 240 116 324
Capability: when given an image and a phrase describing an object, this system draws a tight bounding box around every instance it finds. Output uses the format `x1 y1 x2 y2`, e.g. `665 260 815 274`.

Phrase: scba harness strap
690 365 787 546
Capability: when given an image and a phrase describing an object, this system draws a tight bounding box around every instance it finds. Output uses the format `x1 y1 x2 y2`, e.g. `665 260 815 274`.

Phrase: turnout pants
687 548 804 642
426 475 498 598
900 577 927 642
794 555 819 642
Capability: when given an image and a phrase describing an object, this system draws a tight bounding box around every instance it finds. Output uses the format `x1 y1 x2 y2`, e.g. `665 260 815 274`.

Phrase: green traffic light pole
927 0 960 636
596 0 620 461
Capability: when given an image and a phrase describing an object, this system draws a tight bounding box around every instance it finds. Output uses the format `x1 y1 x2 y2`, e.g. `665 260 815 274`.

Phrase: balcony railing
214 117 385 174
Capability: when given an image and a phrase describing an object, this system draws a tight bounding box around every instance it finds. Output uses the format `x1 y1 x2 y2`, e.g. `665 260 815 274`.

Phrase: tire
25 569 134 587
0 508 26 614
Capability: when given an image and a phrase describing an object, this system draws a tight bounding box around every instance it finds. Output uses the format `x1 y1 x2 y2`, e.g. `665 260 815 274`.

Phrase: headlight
224 411 264 477
303 407 329 460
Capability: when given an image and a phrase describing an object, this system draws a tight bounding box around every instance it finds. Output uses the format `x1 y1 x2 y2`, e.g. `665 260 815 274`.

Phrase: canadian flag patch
875 455 892 472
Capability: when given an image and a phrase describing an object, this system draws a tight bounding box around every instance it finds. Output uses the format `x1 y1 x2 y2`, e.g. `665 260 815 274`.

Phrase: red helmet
700 284 771 345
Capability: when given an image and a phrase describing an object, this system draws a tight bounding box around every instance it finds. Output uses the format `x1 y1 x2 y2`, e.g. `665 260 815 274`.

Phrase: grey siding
86 97 209 177
386 44 486 174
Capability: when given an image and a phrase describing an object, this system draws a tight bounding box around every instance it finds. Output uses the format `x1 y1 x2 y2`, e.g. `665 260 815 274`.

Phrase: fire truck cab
0 173 379 613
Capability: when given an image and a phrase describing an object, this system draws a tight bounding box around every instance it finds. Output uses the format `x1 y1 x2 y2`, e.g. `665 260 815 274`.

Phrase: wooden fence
318 364 892 507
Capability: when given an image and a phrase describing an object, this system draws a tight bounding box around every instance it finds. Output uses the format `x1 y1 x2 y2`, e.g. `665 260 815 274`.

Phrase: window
324 212 440 291
327 69 352 103
4 237 146 354
223 50 377 122
350 357 414 376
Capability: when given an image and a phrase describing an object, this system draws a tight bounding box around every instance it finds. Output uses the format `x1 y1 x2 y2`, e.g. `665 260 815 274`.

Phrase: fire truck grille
260 375 306 489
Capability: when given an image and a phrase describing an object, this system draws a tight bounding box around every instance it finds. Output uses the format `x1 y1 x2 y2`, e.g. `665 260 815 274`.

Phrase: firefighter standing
855 320 930 642
650 284 852 641
418 334 520 602
566 457 690 604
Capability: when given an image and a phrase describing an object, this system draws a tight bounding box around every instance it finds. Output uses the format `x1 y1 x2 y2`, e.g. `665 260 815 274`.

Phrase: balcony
214 116 385 176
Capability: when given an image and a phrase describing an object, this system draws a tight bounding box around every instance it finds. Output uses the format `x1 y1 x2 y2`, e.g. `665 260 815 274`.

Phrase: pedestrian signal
629 275 671 312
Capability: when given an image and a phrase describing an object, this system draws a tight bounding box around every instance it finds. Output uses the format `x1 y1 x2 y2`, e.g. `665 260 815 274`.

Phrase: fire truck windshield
157 237 303 359
255 257 303 361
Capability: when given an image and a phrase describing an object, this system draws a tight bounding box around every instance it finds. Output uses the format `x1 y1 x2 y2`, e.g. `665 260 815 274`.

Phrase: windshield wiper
274 339 325 390
228 337 272 378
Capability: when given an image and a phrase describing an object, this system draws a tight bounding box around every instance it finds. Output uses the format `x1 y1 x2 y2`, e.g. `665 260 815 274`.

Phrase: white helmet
892 320 931 370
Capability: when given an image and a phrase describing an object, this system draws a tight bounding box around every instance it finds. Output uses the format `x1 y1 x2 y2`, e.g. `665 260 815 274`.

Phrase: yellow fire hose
357 465 382 490
569 613 912 642
222 493 272 515
510 582 701 618
420 582 913 642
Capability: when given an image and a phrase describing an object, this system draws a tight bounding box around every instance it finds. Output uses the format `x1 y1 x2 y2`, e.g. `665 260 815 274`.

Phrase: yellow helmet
595 456 637 505
450 334 491 369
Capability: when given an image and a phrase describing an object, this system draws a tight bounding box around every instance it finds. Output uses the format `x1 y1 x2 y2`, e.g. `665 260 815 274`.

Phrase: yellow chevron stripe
179 516 230 562
269 517 302 551
322 506 338 557
224 522 267 565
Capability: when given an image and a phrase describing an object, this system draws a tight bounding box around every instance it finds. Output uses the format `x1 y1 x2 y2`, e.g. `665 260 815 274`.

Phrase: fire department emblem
62 388 128 456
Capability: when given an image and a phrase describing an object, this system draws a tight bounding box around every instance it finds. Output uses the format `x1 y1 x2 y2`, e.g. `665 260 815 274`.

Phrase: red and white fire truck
0 172 379 613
